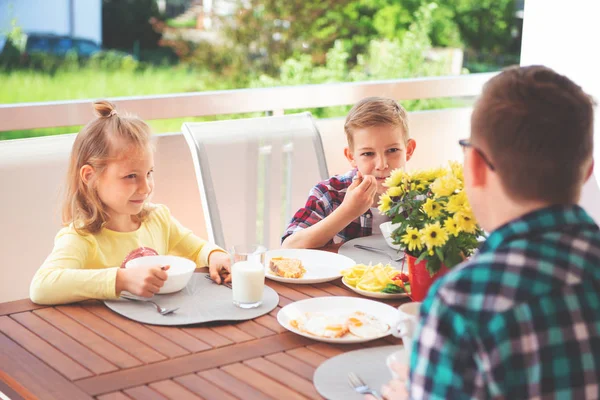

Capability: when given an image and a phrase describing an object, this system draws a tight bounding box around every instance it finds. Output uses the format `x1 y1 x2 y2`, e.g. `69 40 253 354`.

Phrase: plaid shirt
410 205 600 399
282 169 372 244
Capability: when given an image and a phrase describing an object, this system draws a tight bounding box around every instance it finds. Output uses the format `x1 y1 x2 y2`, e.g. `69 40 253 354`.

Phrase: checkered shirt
282 169 372 244
410 205 600 399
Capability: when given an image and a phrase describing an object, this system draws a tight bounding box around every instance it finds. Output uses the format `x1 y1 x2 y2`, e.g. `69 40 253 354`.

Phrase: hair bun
93 100 117 118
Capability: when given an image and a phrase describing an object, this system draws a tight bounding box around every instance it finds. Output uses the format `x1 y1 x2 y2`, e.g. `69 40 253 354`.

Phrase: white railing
0 73 497 132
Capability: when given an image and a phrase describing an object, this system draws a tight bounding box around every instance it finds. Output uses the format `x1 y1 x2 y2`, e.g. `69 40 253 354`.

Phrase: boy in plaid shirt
374 66 600 400
282 97 416 248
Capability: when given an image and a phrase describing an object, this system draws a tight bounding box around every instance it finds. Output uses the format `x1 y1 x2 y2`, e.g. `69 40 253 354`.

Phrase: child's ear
464 148 487 188
585 158 595 182
80 165 95 185
405 139 416 161
344 147 357 168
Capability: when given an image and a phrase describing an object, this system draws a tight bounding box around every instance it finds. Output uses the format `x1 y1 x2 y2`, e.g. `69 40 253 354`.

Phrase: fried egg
291 312 349 338
347 311 390 338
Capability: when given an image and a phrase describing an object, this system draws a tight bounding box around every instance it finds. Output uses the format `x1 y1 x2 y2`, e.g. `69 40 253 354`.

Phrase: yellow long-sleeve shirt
30 204 223 305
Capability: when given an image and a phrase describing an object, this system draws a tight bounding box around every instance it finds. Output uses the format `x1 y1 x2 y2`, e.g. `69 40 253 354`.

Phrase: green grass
166 18 197 29
0 67 240 140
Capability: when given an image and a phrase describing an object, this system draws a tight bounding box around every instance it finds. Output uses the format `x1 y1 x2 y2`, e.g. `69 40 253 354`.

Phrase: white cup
392 302 422 364
230 245 266 309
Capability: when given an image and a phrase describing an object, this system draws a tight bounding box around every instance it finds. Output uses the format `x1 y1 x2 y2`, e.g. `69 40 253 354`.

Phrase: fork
347 372 382 399
354 244 405 263
203 274 232 289
120 293 179 315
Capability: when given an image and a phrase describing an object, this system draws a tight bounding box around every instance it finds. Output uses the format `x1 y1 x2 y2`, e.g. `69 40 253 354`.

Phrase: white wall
0 0 101 44
521 0 600 222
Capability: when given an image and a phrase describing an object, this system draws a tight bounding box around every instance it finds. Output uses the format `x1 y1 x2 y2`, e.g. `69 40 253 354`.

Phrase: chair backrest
182 112 329 250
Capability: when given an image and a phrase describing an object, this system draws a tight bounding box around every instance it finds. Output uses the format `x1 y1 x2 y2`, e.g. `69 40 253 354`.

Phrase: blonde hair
344 97 410 148
63 100 154 234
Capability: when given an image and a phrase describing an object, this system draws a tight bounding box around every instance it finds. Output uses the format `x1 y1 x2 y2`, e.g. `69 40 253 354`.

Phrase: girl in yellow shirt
30 100 231 305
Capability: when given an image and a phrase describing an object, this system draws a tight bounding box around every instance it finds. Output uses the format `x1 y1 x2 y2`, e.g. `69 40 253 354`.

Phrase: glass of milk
230 245 266 309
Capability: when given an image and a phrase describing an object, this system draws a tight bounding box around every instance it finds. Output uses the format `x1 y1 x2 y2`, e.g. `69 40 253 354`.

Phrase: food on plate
341 263 410 294
290 311 389 339
269 257 306 278
290 312 349 338
347 311 391 338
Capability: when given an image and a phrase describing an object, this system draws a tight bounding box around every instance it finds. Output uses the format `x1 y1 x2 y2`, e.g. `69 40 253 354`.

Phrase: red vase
406 254 450 301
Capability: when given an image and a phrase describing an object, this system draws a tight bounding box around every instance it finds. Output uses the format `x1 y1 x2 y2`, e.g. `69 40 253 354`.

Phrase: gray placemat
104 273 279 326
339 235 405 269
314 345 405 400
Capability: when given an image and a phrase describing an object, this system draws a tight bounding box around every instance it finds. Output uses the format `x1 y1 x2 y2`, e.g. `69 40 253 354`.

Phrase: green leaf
381 283 404 294
415 251 428 264
425 256 441 276
435 247 445 263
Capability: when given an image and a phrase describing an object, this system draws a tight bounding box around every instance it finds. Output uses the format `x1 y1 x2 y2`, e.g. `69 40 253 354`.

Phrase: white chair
182 112 329 250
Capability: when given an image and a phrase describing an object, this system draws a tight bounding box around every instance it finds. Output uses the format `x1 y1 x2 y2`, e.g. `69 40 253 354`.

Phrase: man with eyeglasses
370 66 599 399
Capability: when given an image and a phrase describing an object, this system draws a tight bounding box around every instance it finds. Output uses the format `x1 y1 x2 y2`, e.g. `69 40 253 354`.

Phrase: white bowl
125 255 196 294
380 221 402 250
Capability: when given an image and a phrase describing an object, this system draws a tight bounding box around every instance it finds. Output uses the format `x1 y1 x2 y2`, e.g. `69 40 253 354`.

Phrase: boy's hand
363 363 409 400
342 171 378 218
116 265 169 297
208 251 232 284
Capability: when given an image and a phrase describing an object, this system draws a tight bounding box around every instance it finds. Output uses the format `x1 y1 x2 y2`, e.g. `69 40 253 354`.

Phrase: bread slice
269 257 306 279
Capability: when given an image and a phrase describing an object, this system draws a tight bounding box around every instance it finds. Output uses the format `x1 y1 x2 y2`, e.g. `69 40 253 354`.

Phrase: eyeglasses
458 139 495 171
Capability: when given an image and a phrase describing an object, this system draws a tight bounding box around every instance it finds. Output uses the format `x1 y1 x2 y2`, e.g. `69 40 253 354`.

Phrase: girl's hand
208 251 231 284
116 265 169 297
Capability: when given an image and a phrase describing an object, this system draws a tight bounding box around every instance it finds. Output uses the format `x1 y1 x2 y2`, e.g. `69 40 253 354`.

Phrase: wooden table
1 250 407 400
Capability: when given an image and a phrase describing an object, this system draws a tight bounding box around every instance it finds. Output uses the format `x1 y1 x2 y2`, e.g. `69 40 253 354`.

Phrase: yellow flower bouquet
378 161 485 280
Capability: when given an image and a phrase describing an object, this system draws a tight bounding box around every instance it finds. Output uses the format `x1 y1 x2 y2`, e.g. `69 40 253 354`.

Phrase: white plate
342 277 410 299
277 296 397 344
264 249 355 284
339 235 406 267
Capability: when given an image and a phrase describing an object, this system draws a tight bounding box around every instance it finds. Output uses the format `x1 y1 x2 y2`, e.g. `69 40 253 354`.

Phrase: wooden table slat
198 369 271 400
264 353 316 381
174 374 239 400
180 326 234 348
142 324 212 353
234 320 276 338
123 385 169 400
10 312 119 375
56 305 167 364
222 362 309 400
306 343 359 358
85 303 192 357
0 332 92 400
285 284 332 298
96 392 132 400
33 307 142 369
285 347 328 368
277 295 294 307
75 332 313 396
244 357 323 400
266 281 311 302
253 314 286 333
0 316 93 380
149 379 205 400
208 324 254 343
0 299 47 316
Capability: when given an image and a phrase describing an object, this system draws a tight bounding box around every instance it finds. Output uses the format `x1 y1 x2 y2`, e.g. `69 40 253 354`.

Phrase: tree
102 0 163 51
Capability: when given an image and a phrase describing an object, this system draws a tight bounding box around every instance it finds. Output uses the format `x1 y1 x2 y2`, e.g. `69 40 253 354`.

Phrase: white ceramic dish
339 235 405 268
277 296 397 344
341 277 410 299
264 249 355 284
125 255 196 294
380 221 402 250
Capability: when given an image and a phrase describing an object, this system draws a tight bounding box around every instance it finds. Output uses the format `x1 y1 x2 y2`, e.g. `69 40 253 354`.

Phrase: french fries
341 263 399 292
